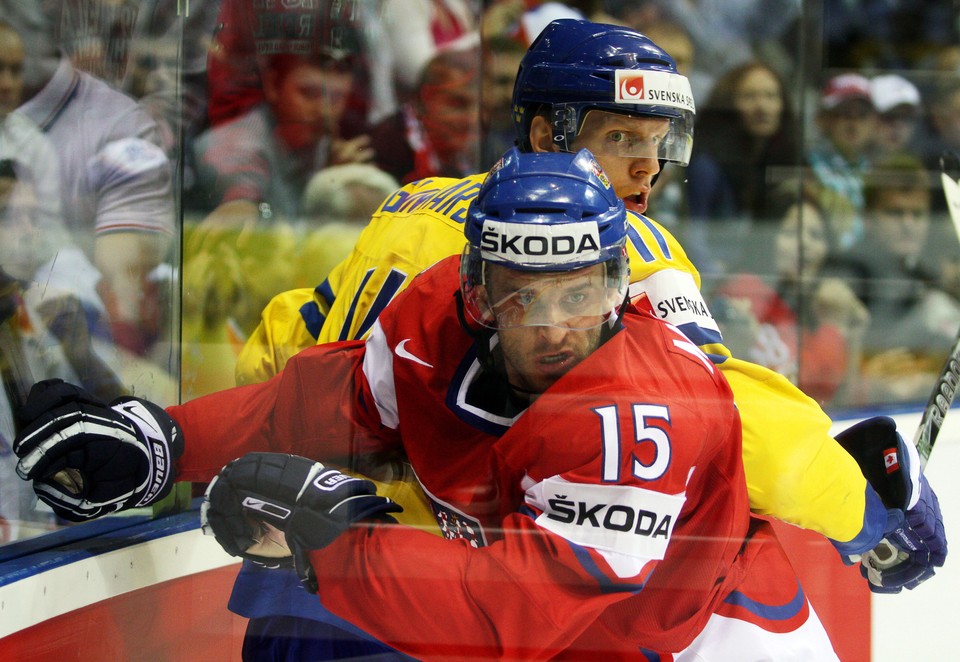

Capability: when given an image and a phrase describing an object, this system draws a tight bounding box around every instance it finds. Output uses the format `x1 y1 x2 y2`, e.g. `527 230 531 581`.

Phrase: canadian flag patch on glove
884 448 900 473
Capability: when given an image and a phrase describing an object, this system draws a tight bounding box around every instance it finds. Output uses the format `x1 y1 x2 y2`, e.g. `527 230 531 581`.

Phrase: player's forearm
169 378 292 482
171 341 391 482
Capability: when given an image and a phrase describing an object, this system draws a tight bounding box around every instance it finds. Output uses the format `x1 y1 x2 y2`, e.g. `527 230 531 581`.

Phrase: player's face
486 264 606 395
0 28 25 117
570 112 669 216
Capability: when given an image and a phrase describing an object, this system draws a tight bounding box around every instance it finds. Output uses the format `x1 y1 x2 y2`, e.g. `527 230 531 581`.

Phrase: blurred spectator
2 19 174 370
185 46 377 378
609 0 666 30
301 163 399 228
924 77 960 167
712 181 868 407
0 25 73 288
381 0 476 101
482 1 585 46
194 49 372 221
637 18 712 104
54 0 217 156
933 45 960 73
654 0 801 97
206 0 395 130
685 60 801 275
479 34 525 167
0 268 70 540
821 0 959 70
870 73 924 160
637 19 705 239
0 159 69 296
806 72 877 251
371 36 482 184
824 153 960 405
297 162 398 287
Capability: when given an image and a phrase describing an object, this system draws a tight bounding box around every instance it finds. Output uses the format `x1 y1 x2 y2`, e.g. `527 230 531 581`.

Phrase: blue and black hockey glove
835 416 947 593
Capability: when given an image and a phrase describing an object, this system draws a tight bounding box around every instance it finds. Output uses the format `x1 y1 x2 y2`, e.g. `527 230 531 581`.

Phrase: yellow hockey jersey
236 173 879 550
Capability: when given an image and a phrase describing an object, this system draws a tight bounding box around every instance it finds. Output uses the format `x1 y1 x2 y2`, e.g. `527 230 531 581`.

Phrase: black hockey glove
13 379 183 521
201 452 402 592
835 416 947 593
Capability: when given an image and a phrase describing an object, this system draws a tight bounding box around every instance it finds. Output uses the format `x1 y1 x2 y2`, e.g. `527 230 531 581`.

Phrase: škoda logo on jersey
615 69 695 113
479 219 602 265
532 479 685 561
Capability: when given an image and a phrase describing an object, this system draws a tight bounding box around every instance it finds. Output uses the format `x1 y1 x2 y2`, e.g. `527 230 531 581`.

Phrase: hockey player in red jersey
14 149 845 658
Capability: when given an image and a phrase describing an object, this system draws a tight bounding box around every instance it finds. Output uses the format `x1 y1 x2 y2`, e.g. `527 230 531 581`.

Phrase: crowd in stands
1 0 959 540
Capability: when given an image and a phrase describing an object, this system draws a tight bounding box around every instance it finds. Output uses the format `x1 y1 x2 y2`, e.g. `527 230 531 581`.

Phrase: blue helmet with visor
460 147 629 331
512 19 695 166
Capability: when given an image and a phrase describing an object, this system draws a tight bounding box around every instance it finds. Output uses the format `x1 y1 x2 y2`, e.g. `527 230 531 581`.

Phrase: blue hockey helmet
512 19 695 166
460 147 629 330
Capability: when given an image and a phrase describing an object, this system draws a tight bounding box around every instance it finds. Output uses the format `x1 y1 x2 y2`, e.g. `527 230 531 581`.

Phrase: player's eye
515 289 537 307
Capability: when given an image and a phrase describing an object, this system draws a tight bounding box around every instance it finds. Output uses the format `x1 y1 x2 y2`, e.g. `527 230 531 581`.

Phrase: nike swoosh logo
395 339 434 368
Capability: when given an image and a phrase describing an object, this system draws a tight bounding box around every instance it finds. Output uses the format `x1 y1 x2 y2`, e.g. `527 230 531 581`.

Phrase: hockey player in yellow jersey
237 19 945 599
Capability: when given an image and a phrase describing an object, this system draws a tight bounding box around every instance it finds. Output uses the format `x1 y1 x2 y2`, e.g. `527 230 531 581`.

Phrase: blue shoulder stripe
299 301 326 340
627 224 655 263
354 268 408 341
314 278 335 308
338 270 376 341
636 215 672 259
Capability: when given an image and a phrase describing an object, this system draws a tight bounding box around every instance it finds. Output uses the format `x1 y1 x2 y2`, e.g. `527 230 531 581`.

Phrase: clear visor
575 109 694 166
463 251 628 330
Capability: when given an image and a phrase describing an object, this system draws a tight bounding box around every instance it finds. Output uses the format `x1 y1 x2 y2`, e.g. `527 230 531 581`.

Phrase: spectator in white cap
806 73 877 250
870 73 923 159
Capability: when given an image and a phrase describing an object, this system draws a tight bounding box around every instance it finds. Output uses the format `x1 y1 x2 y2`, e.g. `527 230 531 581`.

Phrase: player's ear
529 115 558 153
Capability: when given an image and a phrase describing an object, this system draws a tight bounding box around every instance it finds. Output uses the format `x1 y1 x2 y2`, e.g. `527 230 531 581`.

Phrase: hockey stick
866 151 960 569
909 150 960 469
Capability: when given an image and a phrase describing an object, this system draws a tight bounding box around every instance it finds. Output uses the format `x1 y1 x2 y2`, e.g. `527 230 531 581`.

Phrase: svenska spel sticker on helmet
614 69 695 113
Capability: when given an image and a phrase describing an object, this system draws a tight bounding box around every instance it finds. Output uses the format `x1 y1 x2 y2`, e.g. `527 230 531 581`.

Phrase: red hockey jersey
172 255 756 658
